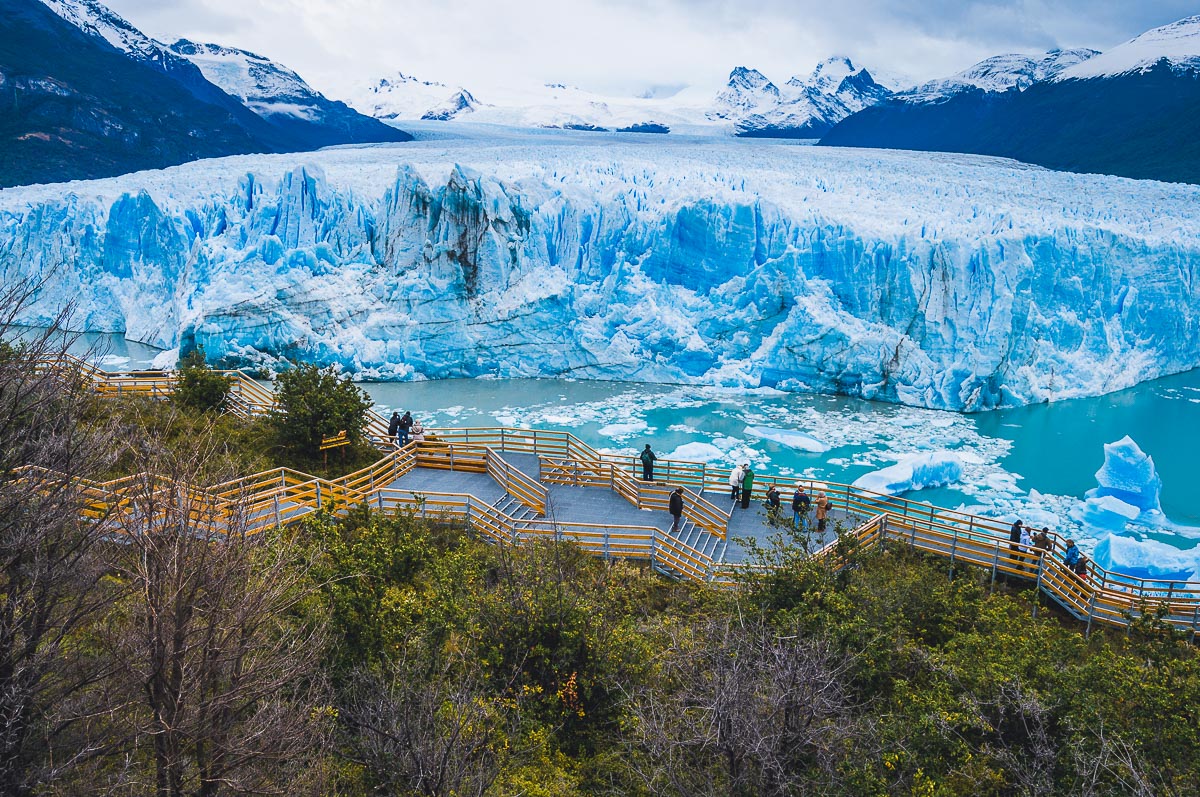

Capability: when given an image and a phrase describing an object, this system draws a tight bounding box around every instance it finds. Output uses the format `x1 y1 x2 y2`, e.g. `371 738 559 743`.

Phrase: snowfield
2 124 1198 411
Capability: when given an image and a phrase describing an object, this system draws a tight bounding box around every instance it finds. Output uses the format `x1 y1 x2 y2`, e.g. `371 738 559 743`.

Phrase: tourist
740 465 755 510
1009 519 1023 572
1073 553 1090 581
640 444 657 481
815 491 830 532
1020 524 1034 572
764 484 781 519
1033 527 1052 552
410 419 425 444
729 463 745 502
1063 539 1082 574
792 484 811 530
398 410 413 447
668 486 684 534
387 411 401 447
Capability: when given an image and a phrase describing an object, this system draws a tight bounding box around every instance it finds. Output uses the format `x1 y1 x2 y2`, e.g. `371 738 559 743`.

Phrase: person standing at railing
640 444 657 481
388 411 401 447
740 466 755 510
1019 525 1034 572
1009 519 1024 573
815 492 830 532
398 411 413 447
668 486 684 534
410 419 425 444
729 464 745 502
792 484 811 531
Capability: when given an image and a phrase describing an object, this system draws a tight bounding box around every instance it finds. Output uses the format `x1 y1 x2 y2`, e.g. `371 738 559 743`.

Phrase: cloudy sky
103 0 1197 98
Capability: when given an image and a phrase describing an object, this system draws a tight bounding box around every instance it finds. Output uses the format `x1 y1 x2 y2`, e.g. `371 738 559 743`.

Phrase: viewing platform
29 354 1200 640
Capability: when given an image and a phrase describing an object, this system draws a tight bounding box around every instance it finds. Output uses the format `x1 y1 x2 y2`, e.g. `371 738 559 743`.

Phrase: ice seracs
1 132 1198 413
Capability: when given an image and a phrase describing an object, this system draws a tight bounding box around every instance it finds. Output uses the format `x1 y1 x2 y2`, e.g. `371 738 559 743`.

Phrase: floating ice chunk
666 442 725 462
744 425 830 453
1092 534 1200 583
851 452 964 496
100 354 131 367
1090 435 1162 513
598 421 649 438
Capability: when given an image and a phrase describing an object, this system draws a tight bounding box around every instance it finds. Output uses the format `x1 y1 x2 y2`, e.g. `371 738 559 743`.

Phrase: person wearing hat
668 486 685 534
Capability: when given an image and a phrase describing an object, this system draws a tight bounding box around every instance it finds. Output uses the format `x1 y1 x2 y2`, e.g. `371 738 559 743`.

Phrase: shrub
173 347 233 412
272 362 372 457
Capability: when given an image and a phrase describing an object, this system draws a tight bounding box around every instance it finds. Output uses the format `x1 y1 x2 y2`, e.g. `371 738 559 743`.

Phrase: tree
0 282 121 795
272 363 371 457
172 347 233 413
92 432 332 796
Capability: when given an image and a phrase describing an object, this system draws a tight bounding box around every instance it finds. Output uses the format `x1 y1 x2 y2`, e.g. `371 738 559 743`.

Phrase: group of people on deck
387 411 425 448
728 464 830 532
1009 519 1089 579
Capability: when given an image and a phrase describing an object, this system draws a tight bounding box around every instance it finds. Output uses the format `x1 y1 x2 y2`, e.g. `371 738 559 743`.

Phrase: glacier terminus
2 126 1198 413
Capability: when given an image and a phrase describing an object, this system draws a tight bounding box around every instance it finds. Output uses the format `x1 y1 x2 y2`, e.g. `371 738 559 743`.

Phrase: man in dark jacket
387 411 401 447
1009 518 1024 573
640 444 657 481
668 486 684 534
397 411 414 447
792 485 811 530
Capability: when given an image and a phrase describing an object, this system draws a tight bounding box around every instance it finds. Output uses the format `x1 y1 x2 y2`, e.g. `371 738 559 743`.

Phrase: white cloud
101 0 1197 100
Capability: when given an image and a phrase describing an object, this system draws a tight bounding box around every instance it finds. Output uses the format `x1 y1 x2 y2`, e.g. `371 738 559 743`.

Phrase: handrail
34 356 1200 632
485 447 548 515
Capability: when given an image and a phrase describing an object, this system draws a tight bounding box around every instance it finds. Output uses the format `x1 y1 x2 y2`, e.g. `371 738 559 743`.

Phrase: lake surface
62 331 1200 548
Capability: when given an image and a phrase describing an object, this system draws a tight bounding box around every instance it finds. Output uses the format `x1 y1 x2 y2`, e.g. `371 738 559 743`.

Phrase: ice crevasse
1 140 1199 412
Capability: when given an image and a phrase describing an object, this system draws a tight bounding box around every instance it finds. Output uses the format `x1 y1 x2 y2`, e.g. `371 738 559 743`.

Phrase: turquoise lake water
64 332 1200 540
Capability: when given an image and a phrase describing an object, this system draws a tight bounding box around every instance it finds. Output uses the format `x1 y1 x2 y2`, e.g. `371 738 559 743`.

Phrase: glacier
2 126 1200 412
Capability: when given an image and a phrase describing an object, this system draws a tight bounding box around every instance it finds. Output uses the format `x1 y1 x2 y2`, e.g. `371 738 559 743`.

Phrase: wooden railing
486 448 548 515
33 357 1200 635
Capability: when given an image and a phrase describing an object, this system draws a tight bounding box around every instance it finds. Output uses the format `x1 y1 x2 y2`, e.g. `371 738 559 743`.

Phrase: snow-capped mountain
350 73 481 121
822 14 1200 184
169 39 324 121
900 49 1099 103
1055 15 1200 80
36 0 408 155
713 58 893 137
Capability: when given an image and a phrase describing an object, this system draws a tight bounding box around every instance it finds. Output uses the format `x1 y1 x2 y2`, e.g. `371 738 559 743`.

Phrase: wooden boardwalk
26 354 1200 638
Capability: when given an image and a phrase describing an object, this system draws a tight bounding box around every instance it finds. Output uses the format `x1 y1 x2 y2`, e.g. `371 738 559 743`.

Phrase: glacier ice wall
1 138 1199 411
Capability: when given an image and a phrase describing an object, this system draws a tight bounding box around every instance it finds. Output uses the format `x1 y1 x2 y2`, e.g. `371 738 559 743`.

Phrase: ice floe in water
852 452 964 495
744 425 830 453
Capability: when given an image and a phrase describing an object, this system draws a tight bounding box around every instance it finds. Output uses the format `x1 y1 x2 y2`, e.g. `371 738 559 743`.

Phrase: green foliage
172 346 233 412
272 362 372 458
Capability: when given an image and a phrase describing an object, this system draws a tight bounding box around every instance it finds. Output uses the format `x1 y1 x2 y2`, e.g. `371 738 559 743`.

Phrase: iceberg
1092 534 1200 583
743 425 829 453
1090 435 1163 513
2 131 1199 411
852 452 964 495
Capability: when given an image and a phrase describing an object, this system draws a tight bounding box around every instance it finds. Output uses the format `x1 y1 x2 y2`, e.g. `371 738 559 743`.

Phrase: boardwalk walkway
28 354 1200 639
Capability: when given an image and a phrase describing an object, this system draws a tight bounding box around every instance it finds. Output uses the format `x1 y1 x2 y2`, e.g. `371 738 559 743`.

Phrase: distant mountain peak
1056 14 1200 80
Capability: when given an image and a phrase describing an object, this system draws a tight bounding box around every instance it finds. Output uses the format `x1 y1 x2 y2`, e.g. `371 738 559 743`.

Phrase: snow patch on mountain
168 40 324 121
900 48 1099 102
350 72 479 121
1056 15 1200 80
41 0 182 67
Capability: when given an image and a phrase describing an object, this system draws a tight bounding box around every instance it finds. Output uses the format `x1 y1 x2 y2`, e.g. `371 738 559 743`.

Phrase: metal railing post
948 524 959 578
1085 586 1099 638
316 481 322 509
273 494 280 526
990 544 1000 592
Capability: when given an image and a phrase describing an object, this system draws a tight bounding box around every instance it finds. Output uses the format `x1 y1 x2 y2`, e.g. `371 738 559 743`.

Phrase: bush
173 347 233 412
273 362 372 457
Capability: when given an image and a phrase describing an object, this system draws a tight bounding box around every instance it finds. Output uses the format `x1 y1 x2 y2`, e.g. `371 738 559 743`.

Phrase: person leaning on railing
1062 540 1090 581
